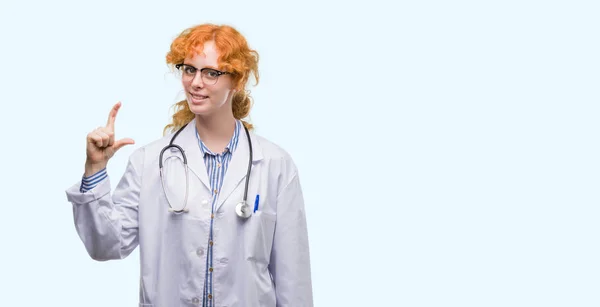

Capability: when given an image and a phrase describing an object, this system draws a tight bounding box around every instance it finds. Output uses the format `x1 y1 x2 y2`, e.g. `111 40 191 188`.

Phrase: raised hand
84 101 135 176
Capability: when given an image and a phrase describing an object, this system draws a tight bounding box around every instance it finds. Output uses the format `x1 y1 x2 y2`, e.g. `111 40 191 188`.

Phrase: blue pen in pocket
253 194 260 213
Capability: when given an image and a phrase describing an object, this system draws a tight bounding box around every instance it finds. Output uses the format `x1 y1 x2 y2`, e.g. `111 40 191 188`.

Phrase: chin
188 105 214 116
187 98 213 115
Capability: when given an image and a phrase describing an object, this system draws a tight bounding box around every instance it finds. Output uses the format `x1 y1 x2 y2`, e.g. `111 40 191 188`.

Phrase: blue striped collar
194 119 242 156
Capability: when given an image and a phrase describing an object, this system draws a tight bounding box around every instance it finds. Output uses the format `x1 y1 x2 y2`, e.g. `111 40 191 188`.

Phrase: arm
65 148 144 261
269 172 314 307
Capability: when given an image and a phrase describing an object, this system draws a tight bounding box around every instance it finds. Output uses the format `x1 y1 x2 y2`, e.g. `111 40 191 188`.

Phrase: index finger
106 101 122 130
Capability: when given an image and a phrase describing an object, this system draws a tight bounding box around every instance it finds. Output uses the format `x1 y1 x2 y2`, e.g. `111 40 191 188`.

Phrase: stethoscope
158 123 254 219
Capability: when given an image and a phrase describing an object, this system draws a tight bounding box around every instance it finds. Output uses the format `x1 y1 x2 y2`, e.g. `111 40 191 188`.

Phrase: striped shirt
198 120 241 307
80 168 108 193
79 120 242 307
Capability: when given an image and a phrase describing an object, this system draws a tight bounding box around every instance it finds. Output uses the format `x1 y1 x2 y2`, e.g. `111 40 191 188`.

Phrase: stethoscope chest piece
235 201 252 219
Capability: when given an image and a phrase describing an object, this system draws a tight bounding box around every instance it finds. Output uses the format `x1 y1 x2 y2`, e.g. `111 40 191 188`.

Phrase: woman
65 23 313 307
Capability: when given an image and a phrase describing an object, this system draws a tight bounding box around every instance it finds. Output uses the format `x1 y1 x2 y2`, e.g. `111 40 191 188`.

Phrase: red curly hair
163 23 259 135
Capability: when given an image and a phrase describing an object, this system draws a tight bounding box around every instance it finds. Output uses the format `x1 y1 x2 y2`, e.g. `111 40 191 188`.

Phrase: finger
98 127 115 146
90 128 109 147
94 130 110 147
89 133 104 148
113 138 135 152
106 101 122 131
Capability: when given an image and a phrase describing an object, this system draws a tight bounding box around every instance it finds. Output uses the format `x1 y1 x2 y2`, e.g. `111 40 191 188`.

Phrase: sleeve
80 168 108 193
268 171 314 307
65 148 144 261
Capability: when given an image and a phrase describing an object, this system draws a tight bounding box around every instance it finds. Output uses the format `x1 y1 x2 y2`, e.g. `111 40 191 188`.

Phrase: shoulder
251 131 299 177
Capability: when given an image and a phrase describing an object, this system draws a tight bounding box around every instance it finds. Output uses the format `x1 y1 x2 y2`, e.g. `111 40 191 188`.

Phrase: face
180 40 236 116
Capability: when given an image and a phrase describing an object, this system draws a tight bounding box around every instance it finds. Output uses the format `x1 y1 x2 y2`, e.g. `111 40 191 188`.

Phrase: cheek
181 80 191 91
210 87 231 100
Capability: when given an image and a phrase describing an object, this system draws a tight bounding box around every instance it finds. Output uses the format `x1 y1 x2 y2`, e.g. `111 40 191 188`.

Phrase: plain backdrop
0 0 599 306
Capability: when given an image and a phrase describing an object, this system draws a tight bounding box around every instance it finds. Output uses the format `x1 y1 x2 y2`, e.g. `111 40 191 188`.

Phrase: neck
194 110 237 152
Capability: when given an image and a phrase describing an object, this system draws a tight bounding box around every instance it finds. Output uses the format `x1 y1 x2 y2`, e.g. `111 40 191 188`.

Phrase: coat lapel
215 127 263 212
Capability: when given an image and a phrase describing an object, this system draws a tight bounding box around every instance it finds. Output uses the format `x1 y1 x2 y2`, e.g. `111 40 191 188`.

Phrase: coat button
196 248 204 257
192 297 200 304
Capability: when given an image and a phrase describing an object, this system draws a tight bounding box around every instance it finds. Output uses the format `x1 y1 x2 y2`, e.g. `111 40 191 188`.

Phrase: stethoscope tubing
158 122 253 217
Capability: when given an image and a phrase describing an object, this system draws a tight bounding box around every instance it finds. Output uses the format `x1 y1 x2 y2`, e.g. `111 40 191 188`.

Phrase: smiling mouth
190 93 209 100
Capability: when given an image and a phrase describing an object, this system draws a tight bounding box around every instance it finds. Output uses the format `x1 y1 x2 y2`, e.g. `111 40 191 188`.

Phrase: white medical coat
65 119 313 307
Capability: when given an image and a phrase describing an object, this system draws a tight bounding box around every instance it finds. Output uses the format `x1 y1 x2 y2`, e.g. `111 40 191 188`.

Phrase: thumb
113 138 135 152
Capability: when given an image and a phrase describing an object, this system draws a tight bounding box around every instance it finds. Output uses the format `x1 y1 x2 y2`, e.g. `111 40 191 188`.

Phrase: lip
189 92 209 98
189 92 209 104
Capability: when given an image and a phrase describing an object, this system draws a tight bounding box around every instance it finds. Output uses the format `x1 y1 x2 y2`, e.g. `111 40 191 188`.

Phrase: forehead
185 40 220 68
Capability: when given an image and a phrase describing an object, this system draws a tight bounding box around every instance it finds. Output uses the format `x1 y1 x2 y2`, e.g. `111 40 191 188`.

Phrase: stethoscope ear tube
160 165 190 214
159 144 187 169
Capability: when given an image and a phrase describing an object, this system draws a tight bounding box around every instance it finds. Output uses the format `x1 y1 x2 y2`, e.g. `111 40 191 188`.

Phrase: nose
190 72 204 88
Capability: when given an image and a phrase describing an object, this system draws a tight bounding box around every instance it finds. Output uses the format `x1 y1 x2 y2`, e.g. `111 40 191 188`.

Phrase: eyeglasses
175 63 231 85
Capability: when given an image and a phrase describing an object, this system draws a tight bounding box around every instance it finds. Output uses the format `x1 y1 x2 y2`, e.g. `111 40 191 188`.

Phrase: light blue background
0 0 598 306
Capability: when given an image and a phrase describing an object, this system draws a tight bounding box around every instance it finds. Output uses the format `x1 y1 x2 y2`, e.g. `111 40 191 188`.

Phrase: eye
205 69 220 78
183 65 196 74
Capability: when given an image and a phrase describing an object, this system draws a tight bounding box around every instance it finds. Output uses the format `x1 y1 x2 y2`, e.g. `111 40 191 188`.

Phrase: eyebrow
182 63 219 70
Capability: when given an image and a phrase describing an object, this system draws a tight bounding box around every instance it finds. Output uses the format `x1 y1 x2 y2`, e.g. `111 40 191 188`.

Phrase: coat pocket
244 211 277 264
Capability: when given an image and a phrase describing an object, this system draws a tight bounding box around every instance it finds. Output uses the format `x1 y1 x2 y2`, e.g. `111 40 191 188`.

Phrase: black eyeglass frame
174 63 232 79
